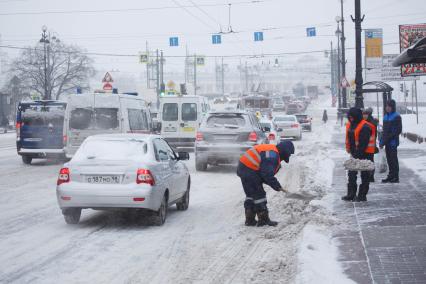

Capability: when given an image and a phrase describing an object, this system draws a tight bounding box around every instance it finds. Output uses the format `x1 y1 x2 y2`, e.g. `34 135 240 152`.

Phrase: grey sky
1 0 425 78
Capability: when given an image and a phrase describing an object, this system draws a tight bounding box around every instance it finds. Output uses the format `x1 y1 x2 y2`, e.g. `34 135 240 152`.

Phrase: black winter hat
347 107 363 123
386 99 396 112
276 140 295 163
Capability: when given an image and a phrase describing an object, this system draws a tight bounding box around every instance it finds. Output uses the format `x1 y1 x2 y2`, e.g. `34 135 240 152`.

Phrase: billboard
365 29 383 82
381 54 417 82
399 24 426 77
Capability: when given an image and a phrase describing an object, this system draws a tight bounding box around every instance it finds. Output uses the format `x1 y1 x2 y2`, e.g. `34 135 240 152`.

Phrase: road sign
365 29 383 82
139 53 148 63
103 82 113 91
196 56 205 66
212 34 221 44
306 27 316 37
102 72 113 83
169 37 179 47
341 77 350 88
399 23 426 77
254 32 263 42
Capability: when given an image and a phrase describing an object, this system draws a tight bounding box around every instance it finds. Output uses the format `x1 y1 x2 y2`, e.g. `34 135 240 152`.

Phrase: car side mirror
177 152 190 161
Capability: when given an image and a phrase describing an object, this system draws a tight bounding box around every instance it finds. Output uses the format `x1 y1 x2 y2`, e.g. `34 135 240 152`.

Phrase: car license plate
86 175 121 184
182 126 195 132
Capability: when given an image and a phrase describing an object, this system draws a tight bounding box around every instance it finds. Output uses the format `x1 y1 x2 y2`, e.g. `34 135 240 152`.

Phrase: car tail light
63 135 68 144
196 132 204 141
268 133 276 141
136 169 155 186
57 168 70 186
16 122 22 129
16 122 21 137
291 123 299 128
248 131 257 142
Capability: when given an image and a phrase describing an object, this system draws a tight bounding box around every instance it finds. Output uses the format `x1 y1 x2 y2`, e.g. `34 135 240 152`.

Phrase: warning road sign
102 72 114 83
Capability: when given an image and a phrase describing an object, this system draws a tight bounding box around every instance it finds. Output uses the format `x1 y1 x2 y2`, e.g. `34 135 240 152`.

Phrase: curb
402 132 425 144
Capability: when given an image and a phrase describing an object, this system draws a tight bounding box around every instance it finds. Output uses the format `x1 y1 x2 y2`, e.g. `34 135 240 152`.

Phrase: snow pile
343 158 375 171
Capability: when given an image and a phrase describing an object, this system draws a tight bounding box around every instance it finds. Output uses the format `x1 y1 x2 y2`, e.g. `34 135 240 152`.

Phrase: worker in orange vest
343 107 376 202
237 140 295 226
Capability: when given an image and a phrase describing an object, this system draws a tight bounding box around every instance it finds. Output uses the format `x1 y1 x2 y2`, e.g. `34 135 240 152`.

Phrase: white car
273 115 302 140
259 119 279 144
56 134 191 226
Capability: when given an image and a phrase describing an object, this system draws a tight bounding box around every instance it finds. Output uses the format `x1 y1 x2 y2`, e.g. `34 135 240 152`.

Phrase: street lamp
40 26 50 100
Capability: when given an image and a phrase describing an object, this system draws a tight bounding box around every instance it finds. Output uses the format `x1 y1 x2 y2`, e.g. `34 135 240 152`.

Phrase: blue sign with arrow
212 34 222 44
254 32 264 42
169 37 179 47
306 27 316 37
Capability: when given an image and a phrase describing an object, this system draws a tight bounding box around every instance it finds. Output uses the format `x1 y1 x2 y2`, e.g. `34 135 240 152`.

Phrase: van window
70 108 119 130
182 103 197 121
128 109 149 131
20 105 65 127
162 103 178 121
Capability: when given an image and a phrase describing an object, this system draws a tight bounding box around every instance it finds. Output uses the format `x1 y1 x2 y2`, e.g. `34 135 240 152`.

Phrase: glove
279 187 288 193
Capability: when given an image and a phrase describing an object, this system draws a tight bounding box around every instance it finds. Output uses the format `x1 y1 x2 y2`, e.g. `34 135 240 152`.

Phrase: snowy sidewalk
331 132 426 283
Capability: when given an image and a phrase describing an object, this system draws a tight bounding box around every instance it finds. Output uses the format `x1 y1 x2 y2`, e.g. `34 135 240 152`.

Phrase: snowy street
0 101 346 283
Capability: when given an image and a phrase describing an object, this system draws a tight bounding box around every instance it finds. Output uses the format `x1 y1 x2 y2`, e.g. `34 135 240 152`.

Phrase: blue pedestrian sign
254 32 263 42
212 34 222 44
169 37 179 47
306 27 316 37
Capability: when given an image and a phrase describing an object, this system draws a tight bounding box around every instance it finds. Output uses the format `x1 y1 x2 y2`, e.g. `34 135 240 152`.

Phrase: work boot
381 177 392 183
389 177 399 183
245 208 257 226
256 210 278 227
354 184 369 202
342 184 357 201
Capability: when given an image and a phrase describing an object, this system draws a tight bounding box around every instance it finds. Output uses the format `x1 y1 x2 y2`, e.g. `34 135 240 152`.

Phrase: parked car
56 134 190 225
160 95 210 150
63 92 152 159
272 97 286 111
194 110 267 171
16 100 67 164
273 115 302 140
259 119 279 144
295 114 312 132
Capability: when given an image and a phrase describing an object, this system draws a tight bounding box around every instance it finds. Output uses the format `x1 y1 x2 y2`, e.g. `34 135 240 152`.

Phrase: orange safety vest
240 144 281 172
345 120 376 154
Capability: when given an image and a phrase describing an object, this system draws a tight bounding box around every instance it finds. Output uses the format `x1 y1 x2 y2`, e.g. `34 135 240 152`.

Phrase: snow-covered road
0 100 348 284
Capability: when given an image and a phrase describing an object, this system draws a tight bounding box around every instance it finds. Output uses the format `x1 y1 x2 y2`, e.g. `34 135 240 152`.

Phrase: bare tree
10 39 95 100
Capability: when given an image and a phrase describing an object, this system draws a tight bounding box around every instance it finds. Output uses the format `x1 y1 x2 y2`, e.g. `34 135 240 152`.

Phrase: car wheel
153 194 168 226
195 157 207 171
63 208 81 224
22 156 32 165
176 178 190 211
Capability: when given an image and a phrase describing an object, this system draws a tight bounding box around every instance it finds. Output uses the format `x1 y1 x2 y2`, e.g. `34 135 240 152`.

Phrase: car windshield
260 122 272 129
275 116 295 122
205 114 246 128
70 108 119 130
73 138 148 161
21 105 65 127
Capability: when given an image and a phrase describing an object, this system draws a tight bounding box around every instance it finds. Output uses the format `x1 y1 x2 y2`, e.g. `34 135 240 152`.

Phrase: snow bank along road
0 101 344 283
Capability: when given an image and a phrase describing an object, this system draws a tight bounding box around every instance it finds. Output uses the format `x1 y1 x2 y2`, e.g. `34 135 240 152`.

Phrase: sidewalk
332 133 426 284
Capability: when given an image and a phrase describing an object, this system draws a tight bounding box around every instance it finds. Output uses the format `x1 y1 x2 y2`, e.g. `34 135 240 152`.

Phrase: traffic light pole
340 0 347 108
193 55 197 96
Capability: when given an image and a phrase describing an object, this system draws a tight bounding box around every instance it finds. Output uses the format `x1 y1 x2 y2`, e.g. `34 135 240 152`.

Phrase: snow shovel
280 188 316 201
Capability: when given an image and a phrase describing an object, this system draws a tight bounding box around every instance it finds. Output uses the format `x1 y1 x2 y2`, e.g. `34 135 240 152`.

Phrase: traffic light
400 83 403 92
180 83 187 95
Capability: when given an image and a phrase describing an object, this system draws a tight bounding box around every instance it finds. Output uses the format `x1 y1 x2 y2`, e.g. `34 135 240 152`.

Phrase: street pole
340 0 347 108
160 50 164 88
193 54 197 96
414 78 419 124
336 25 342 109
155 49 160 108
353 0 364 109
146 41 149 89
330 41 335 106
41 29 48 100
245 61 248 93
221 57 225 96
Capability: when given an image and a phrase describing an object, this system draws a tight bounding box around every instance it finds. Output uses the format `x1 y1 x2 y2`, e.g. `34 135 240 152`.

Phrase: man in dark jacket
343 107 374 202
237 141 295 227
363 107 379 182
380 99 402 183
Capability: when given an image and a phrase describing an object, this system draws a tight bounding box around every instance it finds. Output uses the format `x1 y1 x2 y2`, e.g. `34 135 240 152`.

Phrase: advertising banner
399 24 426 77
365 29 383 82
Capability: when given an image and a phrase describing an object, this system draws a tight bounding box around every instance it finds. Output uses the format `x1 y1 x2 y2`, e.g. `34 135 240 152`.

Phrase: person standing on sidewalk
380 99 402 183
363 107 379 182
322 110 328 123
342 108 376 202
